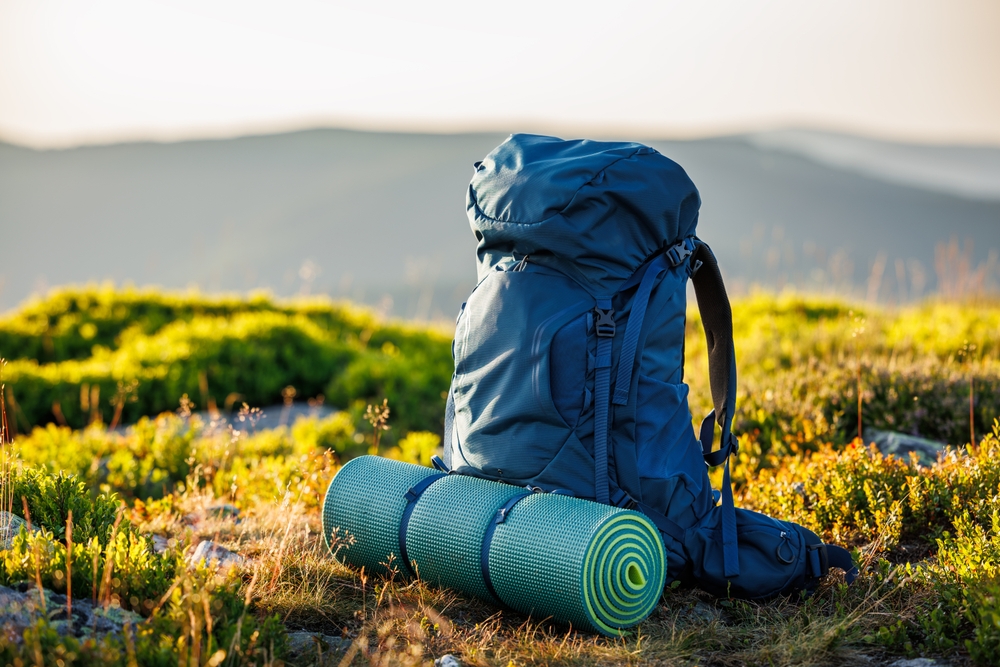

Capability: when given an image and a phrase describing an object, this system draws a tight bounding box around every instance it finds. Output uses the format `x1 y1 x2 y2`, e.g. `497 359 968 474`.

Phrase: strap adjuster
666 239 694 267
807 543 829 579
595 308 615 337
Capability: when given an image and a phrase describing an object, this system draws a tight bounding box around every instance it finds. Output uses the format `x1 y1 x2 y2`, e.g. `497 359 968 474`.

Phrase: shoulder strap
690 239 740 578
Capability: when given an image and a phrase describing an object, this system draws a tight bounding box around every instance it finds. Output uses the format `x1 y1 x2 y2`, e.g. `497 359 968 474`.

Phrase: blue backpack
437 134 856 599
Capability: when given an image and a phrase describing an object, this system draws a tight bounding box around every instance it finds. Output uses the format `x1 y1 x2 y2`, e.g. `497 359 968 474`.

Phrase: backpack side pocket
684 507 828 599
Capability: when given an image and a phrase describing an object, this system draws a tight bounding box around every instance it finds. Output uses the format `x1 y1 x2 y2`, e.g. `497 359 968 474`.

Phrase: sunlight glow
1 0 998 147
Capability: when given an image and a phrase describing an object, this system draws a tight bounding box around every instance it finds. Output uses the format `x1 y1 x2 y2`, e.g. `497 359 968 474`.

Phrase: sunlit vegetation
0 287 998 665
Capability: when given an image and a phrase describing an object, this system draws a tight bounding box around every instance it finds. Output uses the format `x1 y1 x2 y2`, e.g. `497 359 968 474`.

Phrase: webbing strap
593 298 614 505
397 473 447 578
699 410 739 467
719 458 739 577
442 380 455 470
691 240 740 578
479 492 532 607
613 254 668 405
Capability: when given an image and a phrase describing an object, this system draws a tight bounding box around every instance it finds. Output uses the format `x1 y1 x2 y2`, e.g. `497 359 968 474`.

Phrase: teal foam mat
322 456 666 635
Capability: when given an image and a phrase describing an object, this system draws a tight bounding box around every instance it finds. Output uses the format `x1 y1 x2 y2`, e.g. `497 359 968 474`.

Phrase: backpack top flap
467 134 702 295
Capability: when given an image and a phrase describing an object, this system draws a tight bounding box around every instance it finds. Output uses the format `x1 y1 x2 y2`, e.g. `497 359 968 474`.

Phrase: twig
66 510 73 620
100 506 126 610
21 496 46 614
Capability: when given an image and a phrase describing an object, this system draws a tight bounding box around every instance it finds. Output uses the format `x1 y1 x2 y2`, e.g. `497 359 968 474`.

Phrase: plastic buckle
727 432 740 457
595 308 615 337
807 543 828 578
666 240 693 267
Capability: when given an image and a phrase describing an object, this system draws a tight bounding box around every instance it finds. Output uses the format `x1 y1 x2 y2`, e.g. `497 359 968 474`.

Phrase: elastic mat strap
398 473 447 578
480 492 533 607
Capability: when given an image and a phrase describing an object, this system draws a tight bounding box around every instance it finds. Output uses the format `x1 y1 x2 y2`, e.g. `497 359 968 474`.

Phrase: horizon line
4 114 1000 151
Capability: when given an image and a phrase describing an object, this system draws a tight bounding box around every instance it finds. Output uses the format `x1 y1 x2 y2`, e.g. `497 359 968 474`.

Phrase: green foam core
626 562 645 588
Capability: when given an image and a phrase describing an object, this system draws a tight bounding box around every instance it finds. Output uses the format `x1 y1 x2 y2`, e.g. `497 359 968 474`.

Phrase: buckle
807 543 829 578
595 308 615 337
727 432 739 457
666 240 693 267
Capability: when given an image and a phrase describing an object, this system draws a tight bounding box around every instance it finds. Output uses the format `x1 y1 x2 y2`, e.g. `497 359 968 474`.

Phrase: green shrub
325 338 451 439
9 467 124 545
0 287 454 439
387 431 442 466
733 356 1000 463
15 418 196 500
291 411 359 456
0 285 357 364
740 421 1000 548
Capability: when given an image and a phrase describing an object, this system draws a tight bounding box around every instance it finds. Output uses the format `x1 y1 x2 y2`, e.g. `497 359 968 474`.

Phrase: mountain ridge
2 127 997 318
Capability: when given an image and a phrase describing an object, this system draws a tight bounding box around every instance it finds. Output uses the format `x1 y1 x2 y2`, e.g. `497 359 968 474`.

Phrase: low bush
740 421 1000 548
9 467 125 545
3 308 452 437
13 412 354 505
733 355 1000 465
0 464 287 666
0 286 363 364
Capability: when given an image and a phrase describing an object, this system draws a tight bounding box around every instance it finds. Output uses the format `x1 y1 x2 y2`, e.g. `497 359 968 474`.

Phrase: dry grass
208 477 939 667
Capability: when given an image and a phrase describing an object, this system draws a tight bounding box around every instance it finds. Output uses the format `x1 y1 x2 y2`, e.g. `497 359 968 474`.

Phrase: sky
1 0 999 148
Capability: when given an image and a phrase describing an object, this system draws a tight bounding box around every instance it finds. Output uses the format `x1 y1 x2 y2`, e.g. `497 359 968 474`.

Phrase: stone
206 503 240 518
680 601 719 624
886 659 949 667
0 584 142 644
150 534 170 554
865 428 946 468
0 511 31 549
284 631 349 665
435 654 462 667
187 540 244 573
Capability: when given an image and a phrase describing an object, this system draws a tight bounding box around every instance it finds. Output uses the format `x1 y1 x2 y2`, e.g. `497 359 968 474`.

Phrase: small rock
206 503 240 518
865 428 946 468
0 586 35 643
681 601 719 624
0 511 31 549
887 660 949 667
0 585 142 643
150 535 170 554
435 655 462 667
285 631 348 665
285 632 318 656
187 540 244 572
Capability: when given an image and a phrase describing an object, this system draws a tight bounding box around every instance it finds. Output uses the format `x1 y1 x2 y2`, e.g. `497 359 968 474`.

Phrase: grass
0 288 999 665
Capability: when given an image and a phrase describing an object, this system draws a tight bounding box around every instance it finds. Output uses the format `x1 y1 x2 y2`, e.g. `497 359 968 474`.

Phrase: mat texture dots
322 455 666 635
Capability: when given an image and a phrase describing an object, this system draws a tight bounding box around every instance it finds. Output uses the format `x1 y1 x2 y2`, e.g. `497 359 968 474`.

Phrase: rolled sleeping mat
322 455 666 635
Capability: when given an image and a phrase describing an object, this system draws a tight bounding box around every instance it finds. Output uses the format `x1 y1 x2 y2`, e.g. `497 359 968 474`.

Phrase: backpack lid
467 134 701 295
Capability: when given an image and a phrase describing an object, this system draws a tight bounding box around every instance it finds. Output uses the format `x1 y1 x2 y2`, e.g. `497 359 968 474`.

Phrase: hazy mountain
746 129 1000 201
2 128 998 320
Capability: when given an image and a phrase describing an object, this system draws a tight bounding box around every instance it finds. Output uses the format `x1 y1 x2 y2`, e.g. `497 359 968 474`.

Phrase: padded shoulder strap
691 240 737 462
690 239 740 577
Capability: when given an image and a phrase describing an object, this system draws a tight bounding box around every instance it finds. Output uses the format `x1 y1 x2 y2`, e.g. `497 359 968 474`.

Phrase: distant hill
2 128 998 319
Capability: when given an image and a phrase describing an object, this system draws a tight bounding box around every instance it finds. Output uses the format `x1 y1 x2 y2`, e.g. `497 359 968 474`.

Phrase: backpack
436 134 857 599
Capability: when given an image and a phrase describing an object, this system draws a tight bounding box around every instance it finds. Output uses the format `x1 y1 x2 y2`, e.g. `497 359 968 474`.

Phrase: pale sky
1 0 999 148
